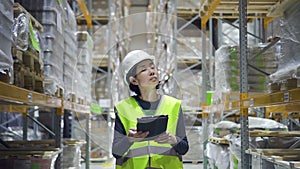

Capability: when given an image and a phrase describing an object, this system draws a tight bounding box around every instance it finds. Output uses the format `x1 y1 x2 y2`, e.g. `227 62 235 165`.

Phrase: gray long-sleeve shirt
112 95 189 158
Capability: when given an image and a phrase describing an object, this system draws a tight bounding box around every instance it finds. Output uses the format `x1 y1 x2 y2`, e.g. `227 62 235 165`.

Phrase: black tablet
137 115 168 140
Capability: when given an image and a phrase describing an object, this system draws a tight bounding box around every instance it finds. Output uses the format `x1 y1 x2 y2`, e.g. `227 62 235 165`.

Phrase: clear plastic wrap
0 0 14 83
212 120 239 138
214 44 277 103
12 13 30 51
268 2 300 82
62 140 85 169
222 117 293 168
206 142 230 169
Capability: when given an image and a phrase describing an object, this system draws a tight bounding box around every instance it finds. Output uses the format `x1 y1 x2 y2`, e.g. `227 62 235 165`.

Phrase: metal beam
200 0 222 28
239 0 250 168
219 18 263 40
77 0 93 28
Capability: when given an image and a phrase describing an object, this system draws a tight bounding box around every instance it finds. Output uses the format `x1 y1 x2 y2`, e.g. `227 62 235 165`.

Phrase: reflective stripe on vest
115 95 183 169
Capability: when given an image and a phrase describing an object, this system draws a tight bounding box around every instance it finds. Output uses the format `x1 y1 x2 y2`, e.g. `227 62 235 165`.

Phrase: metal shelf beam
0 81 61 108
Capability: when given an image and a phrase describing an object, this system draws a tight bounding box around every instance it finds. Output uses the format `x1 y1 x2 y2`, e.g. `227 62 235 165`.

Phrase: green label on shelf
91 103 102 114
29 21 40 52
31 163 41 169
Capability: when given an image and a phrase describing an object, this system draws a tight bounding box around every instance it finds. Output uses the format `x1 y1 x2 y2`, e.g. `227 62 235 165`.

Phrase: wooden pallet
22 49 43 75
248 148 300 168
249 130 300 137
208 136 230 145
268 78 299 93
12 47 44 92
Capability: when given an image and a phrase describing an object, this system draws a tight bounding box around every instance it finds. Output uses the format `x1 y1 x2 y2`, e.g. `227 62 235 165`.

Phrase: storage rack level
0 81 91 169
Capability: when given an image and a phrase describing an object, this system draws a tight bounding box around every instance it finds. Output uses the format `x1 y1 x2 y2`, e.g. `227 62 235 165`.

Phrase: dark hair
129 83 161 96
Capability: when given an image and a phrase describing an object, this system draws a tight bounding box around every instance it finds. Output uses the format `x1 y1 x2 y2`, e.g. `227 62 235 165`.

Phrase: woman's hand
127 128 149 143
154 132 177 145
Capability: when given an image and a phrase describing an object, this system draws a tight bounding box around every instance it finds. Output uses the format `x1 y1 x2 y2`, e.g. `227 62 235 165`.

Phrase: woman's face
133 60 159 88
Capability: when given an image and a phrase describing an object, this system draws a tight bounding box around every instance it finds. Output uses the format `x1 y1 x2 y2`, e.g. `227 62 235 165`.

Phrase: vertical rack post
209 18 214 90
107 0 113 160
174 0 178 95
239 0 250 168
201 25 208 169
54 107 64 169
85 113 91 169
22 110 28 140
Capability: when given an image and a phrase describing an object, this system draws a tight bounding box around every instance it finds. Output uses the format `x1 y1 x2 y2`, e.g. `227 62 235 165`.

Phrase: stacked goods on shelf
214 45 278 103
93 72 108 102
12 3 44 92
15 0 66 96
62 2 78 101
76 32 93 104
207 117 298 169
206 121 238 169
0 149 60 169
0 139 86 169
0 0 14 83
268 3 300 88
62 139 86 169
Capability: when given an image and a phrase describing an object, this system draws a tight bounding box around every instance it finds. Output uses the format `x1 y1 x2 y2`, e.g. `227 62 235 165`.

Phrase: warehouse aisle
81 160 203 169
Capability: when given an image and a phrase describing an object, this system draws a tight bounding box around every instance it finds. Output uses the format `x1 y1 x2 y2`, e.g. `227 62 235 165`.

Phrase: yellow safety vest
115 95 183 169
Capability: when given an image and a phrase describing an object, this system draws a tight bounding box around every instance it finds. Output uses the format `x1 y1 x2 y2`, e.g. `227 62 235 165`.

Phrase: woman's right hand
127 128 149 143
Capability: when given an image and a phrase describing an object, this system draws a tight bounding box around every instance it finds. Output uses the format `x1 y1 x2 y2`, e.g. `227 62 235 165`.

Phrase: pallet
22 49 43 75
208 137 230 145
268 78 299 93
248 149 300 169
13 62 44 92
249 130 300 137
12 47 44 92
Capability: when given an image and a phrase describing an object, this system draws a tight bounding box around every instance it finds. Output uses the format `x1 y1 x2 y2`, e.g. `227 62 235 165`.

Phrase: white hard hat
121 50 155 85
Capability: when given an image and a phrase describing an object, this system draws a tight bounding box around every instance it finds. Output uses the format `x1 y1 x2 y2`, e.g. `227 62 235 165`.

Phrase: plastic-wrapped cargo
62 140 86 169
268 2 300 83
0 0 14 83
75 31 94 103
0 149 60 169
206 142 230 169
214 45 278 103
15 0 66 95
223 117 299 169
63 2 78 99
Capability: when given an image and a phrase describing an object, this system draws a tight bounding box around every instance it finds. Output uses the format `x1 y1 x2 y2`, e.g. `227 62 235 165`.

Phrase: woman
112 50 189 169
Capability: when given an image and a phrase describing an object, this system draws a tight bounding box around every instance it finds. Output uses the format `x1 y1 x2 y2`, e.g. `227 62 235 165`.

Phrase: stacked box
63 2 78 100
76 32 94 104
15 0 66 95
0 0 14 83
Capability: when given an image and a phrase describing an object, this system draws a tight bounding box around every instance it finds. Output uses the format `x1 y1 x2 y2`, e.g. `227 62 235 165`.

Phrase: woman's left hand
154 132 177 145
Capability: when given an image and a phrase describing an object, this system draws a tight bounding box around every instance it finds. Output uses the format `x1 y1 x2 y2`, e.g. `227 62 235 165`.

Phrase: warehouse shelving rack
199 0 298 168
0 81 91 169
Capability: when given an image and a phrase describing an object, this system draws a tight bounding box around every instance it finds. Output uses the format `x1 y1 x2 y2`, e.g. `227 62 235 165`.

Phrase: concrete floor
81 162 203 169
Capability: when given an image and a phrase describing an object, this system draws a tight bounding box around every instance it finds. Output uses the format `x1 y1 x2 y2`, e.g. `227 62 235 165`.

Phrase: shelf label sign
283 92 290 102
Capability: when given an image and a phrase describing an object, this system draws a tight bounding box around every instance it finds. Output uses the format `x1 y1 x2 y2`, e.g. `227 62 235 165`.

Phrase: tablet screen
137 115 168 140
